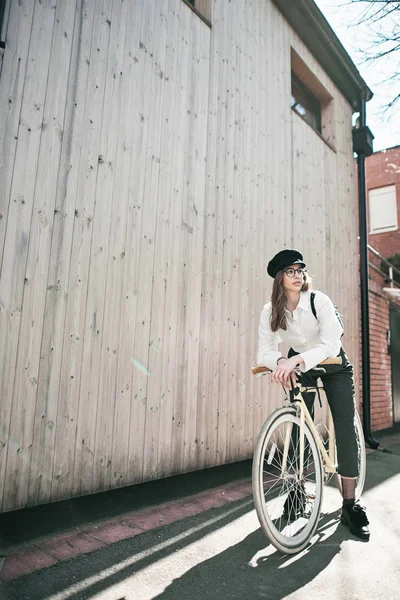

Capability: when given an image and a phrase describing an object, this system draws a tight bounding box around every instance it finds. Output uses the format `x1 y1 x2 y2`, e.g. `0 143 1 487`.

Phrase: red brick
37 532 105 561
86 522 143 544
0 547 58 582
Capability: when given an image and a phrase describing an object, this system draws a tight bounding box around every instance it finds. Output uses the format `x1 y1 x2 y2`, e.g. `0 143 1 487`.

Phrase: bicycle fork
281 385 338 478
281 387 305 478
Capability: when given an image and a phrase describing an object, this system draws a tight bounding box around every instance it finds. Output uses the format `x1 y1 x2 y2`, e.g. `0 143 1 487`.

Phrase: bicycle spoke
253 410 323 553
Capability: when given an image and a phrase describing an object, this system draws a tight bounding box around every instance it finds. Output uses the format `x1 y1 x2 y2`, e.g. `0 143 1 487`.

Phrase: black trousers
289 347 358 478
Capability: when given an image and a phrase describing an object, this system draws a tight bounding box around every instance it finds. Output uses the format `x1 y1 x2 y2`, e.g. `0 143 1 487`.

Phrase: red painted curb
0 479 252 583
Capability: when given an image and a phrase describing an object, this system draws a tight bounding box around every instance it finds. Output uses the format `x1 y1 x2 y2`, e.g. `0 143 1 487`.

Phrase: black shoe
341 502 370 540
283 483 306 520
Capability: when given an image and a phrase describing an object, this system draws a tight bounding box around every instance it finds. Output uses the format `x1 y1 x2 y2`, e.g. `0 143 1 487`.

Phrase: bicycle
251 357 366 554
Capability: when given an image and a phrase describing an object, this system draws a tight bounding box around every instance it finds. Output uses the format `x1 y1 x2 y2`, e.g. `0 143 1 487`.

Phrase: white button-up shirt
257 290 343 372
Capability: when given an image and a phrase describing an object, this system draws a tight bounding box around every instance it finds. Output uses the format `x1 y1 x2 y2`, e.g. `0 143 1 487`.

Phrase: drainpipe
353 96 379 449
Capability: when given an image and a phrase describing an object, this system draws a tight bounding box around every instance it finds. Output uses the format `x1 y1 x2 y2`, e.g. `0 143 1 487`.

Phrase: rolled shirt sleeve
257 303 282 369
299 292 342 372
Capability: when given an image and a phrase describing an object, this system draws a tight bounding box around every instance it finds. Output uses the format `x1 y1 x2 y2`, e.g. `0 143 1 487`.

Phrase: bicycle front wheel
252 407 324 554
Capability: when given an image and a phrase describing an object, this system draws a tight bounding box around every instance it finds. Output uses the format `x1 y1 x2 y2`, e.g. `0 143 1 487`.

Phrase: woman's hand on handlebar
271 356 305 390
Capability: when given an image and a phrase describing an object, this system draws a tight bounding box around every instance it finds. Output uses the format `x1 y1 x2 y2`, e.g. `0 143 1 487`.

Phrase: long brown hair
270 270 312 332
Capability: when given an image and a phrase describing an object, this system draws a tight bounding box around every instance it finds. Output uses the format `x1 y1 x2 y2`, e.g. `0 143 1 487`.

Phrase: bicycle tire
354 411 366 499
252 406 324 554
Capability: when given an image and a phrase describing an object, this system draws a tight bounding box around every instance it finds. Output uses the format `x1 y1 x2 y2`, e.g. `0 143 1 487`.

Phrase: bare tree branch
339 0 400 115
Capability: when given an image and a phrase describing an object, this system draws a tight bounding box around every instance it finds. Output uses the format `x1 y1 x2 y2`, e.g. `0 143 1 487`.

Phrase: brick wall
368 281 393 431
366 146 400 431
358 269 398 432
355 146 400 432
366 145 400 261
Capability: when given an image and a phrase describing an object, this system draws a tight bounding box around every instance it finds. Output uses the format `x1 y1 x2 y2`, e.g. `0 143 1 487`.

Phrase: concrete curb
0 479 253 582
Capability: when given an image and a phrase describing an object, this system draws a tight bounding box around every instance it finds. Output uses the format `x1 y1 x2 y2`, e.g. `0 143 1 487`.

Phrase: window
290 49 335 148
369 185 398 234
182 0 211 24
291 73 322 133
0 0 7 49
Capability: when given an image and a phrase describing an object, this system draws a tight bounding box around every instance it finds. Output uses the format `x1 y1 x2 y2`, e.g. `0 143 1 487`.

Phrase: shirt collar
285 290 310 313
298 290 310 311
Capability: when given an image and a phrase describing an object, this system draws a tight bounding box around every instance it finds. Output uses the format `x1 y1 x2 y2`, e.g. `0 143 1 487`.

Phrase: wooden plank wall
288 27 361 412
0 0 360 512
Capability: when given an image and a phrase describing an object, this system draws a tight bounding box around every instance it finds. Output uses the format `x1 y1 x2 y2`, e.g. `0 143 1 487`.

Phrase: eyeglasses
284 268 307 278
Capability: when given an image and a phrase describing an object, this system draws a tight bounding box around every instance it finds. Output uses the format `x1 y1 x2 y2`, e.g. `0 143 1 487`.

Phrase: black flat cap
267 249 306 278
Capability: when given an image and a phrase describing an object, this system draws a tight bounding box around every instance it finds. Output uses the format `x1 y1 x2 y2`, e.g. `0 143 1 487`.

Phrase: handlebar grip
251 366 271 375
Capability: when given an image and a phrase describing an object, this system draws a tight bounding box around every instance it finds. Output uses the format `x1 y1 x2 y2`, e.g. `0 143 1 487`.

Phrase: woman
257 249 370 541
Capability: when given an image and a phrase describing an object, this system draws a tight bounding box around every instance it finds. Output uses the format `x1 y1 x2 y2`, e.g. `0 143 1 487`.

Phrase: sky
314 0 399 152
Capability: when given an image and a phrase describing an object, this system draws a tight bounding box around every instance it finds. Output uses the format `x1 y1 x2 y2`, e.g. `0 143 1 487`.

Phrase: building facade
0 0 371 512
365 146 400 431
367 146 400 261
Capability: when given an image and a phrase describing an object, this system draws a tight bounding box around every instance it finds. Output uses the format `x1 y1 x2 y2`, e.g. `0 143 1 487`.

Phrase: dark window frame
291 72 322 134
181 0 211 27
0 0 7 49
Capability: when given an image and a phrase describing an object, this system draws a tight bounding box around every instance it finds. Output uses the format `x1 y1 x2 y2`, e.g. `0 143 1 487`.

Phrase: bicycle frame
284 384 338 476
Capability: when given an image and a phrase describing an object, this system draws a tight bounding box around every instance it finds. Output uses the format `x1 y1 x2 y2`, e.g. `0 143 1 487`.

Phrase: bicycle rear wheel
354 411 366 499
252 407 324 554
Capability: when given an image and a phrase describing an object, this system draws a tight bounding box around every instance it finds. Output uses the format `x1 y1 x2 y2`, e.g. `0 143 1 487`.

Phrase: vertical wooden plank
0 0 34 268
257 0 275 444
146 0 180 480
229 0 243 464
197 0 226 469
129 0 167 484
171 8 206 474
220 0 238 465
136 0 169 482
336 95 361 397
240 0 257 459
72 0 128 497
1 0 58 512
51 0 113 502
251 0 266 444
246 0 262 460
0 0 36 509
195 0 220 470
214 0 234 467
166 0 193 476
28 0 96 507
161 7 210 475
292 116 326 272
243 0 256 457
320 140 338 428
144 0 179 479
8 0 78 509
232 0 247 464
109 0 144 488
180 14 209 472
124 0 159 484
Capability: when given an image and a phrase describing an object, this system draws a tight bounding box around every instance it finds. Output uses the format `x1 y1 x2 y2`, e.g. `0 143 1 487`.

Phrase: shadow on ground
1 435 399 600
153 510 356 600
0 496 363 600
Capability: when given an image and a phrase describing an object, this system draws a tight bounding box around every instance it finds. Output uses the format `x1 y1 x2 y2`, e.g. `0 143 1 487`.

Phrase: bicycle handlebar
251 356 342 375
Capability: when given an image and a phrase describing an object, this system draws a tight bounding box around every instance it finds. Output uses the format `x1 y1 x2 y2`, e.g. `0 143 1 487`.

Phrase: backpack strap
310 291 317 320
